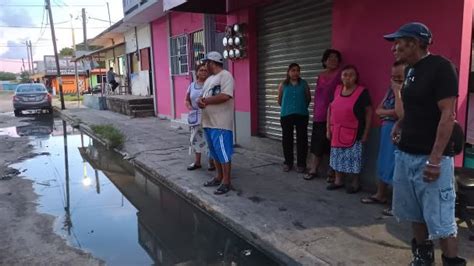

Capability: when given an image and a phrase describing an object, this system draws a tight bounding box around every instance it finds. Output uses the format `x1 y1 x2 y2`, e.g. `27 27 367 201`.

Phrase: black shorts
310 121 330 157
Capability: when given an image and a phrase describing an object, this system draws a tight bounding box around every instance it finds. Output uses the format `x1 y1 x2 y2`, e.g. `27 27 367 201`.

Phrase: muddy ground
0 91 102 265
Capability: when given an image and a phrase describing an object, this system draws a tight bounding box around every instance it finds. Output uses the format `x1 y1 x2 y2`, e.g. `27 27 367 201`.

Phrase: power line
0 25 108 29
1 4 105 7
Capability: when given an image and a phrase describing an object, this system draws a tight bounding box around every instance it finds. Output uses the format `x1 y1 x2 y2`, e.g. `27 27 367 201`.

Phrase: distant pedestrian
277 63 311 173
185 63 215 171
326 65 372 194
384 22 466 266
106 67 119 92
361 61 405 216
198 51 235 195
305 49 342 180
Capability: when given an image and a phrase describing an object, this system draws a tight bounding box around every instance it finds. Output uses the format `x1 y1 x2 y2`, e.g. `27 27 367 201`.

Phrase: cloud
0 6 35 27
0 40 28 60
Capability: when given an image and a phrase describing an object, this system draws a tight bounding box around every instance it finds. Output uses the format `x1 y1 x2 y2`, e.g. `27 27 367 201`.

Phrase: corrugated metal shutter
257 0 332 139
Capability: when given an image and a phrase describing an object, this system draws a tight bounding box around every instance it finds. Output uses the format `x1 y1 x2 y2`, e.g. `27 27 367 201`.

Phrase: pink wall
171 12 204 119
151 16 172 117
227 8 258 133
332 0 472 165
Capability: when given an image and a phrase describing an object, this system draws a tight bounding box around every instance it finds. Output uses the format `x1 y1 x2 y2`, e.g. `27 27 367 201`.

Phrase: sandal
360 196 387 205
203 178 221 187
282 164 292 172
214 183 231 195
304 172 318 180
346 186 361 194
187 163 202 171
327 183 344 190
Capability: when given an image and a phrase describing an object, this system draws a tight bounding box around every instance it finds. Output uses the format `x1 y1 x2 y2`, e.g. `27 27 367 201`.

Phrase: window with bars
170 35 188 75
191 30 205 70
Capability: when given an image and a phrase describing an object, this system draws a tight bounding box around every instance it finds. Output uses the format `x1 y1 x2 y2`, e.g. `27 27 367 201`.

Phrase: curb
54 107 323 266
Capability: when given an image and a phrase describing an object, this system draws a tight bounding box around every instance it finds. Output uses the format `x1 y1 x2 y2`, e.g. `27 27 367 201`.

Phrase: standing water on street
8 117 279 265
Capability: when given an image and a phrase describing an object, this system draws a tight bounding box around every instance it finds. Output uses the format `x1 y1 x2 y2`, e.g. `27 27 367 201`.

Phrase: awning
72 42 125 62
163 0 272 13
163 0 226 13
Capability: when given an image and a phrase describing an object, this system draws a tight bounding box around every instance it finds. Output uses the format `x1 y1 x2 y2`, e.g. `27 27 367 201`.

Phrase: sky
0 0 124 73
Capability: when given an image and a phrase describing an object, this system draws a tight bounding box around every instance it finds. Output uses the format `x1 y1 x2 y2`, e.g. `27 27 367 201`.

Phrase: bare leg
221 162 231 185
214 161 223 181
307 154 317 174
439 236 458 258
412 222 429 244
350 174 360 189
208 158 215 168
194 152 202 166
334 171 344 185
371 181 388 201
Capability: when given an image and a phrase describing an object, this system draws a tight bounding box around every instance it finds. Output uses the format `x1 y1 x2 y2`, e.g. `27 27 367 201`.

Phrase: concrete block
83 94 107 110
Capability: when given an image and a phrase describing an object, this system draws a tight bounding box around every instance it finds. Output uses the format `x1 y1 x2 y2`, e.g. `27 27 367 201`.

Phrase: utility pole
106 2 112 26
26 41 31 74
82 8 88 51
45 0 65 110
71 14 80 103
29 40 35 75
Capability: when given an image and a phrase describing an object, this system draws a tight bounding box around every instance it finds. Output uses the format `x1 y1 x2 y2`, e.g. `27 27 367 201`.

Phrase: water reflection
13 119 278 265
79 137 278 265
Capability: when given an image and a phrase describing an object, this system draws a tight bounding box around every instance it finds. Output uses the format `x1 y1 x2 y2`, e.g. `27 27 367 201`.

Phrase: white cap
203 51 223 63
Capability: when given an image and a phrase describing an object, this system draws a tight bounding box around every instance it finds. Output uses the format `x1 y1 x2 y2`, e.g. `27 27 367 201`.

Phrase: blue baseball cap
384 22 433 44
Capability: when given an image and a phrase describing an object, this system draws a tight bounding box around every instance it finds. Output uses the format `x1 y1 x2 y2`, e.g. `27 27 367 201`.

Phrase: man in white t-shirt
198 51 235 195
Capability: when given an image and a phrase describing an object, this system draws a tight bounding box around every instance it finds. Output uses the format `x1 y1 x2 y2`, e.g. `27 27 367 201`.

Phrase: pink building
150 0 474 174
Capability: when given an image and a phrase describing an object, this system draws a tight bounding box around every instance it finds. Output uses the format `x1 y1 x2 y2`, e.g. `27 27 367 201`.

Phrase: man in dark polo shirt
384 22 466 266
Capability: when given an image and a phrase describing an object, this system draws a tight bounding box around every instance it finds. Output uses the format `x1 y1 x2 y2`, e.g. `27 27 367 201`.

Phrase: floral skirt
329 141 363 174
189 125 208 154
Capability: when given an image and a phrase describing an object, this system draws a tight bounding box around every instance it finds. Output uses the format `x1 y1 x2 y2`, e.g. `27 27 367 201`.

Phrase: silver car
13 83 53 116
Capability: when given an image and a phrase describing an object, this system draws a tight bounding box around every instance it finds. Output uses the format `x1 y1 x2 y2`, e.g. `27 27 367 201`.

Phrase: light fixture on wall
222 23 246 61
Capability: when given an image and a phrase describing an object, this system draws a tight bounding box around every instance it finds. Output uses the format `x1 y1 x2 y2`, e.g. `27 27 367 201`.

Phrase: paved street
54 98 474 265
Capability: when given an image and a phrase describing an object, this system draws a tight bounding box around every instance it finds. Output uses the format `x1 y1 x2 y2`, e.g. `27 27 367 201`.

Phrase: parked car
13 83 52 116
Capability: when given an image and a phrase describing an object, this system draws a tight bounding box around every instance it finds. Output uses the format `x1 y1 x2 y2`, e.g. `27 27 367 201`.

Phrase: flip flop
214 183 231 195
346 186 361 194
304 173 318 180
360 196 387 204
203 178 221 187
327 183 344 190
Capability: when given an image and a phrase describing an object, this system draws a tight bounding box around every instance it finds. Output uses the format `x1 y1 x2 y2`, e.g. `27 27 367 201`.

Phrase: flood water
8 116 279 266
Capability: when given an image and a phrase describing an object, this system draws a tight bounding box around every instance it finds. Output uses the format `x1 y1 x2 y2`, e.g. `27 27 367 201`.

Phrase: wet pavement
7 117 278 265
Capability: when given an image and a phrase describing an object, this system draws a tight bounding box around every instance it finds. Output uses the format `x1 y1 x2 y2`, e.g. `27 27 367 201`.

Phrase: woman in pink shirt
305 49 341 180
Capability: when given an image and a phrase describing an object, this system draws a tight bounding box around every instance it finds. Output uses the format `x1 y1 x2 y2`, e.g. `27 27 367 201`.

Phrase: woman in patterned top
185 63 215 171
361 62 405 215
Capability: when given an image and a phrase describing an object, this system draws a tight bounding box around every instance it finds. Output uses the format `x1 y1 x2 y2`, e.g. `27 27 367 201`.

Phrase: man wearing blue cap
384 22 466 266
198 51 235 195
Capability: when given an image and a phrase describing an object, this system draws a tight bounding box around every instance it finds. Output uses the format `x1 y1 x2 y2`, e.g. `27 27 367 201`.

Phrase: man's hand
197 97 206 109
423 163 441 183
391 120 402 144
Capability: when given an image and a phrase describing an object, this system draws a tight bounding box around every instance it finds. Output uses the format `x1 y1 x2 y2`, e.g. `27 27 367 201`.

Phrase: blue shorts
392 150 457 240
204 128 233 164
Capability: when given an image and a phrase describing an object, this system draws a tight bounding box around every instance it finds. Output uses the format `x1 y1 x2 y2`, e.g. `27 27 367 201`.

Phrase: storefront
125 24 154 96
256 0 332 139
153 0 473 168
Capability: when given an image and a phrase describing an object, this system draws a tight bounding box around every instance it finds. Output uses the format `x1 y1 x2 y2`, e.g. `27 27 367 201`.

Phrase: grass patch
90 124 124 149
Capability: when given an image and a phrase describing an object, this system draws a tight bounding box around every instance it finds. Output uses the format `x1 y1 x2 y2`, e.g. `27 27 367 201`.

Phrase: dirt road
0 91 102 265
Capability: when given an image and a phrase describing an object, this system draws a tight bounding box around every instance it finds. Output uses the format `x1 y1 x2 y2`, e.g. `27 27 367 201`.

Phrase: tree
0 71 17 81
59 47 74 56
19 71 30 83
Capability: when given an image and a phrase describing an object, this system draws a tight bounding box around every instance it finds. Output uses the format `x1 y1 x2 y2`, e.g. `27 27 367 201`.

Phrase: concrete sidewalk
54 105 474 265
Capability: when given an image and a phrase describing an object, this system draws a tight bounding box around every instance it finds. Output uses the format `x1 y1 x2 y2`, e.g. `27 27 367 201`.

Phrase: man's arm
202 94 232 105
428 97 457 164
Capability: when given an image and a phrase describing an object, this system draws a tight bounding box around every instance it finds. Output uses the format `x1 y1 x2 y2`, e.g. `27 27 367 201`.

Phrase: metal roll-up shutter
257 0 332 139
